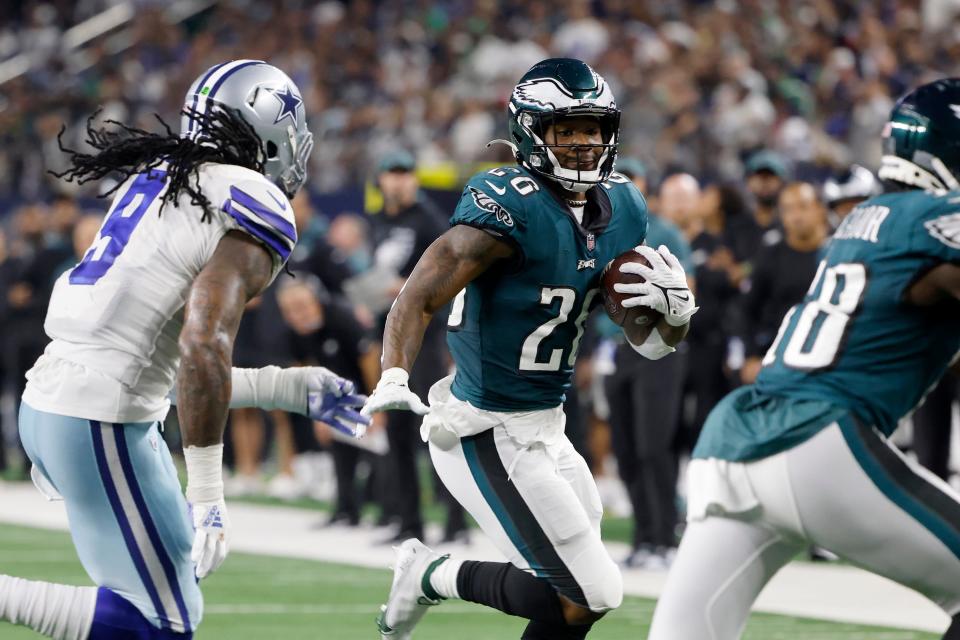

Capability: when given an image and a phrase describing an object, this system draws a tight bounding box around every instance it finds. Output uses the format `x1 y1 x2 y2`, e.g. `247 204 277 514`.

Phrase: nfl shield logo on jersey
586 233 595 251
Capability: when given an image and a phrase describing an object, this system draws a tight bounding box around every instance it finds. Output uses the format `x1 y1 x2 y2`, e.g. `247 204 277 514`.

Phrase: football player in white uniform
0 60 368 639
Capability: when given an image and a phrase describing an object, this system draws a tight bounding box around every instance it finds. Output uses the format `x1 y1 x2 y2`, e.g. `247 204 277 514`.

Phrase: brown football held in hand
601 249 663 344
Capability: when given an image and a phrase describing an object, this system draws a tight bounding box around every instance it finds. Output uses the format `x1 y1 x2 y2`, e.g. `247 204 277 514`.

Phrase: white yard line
0 482 948 633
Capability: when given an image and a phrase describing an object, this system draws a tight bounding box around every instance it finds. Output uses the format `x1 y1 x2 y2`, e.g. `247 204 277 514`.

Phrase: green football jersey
695 189 960 461
446 166 648 411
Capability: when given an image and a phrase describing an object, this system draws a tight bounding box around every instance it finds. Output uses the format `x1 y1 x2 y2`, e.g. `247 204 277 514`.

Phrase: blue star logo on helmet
269 85 303 126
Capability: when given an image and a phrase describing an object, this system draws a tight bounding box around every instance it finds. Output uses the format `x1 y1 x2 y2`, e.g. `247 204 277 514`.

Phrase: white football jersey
23 162 296 423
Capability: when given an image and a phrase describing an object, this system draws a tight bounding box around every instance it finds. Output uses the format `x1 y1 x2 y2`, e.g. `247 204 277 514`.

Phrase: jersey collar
536 174 614 239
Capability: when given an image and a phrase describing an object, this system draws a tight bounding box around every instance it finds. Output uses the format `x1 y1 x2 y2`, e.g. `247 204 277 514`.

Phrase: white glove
360 368 430 422
184 444 230 579
189 499 230 579
613 244 699 326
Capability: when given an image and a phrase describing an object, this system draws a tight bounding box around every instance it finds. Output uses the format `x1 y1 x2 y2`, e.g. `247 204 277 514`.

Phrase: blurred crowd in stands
1 0 959 565
6 0 960 199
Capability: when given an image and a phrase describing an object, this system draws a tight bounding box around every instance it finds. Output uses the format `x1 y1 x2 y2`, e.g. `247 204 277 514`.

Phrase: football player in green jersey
361 58 697 639
650 78 960 640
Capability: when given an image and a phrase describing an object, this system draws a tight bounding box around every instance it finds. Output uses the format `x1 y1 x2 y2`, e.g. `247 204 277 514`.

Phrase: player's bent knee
587 556 624 613
559 555 623 625
89 588 195 639
560 599 606 626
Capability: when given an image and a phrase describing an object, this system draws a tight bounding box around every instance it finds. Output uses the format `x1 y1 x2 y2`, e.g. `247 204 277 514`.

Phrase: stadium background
5 0 956 205
0 1 958 638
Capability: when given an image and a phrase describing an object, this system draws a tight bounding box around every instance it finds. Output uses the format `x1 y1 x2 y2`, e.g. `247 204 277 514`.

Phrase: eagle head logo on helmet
878 77 960 194
497 58 621 194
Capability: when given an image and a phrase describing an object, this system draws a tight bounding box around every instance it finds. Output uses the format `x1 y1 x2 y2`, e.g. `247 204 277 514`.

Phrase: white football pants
425 378 622 612
649 419 960 640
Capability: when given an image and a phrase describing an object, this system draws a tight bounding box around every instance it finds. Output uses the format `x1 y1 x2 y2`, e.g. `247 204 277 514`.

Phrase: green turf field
0 524 938 639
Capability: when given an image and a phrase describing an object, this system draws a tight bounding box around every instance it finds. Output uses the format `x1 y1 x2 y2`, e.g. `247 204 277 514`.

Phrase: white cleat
376 538 448 639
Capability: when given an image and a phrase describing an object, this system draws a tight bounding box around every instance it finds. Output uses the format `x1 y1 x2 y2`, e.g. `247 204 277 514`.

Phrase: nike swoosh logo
485 180 507 196
268 190 288 210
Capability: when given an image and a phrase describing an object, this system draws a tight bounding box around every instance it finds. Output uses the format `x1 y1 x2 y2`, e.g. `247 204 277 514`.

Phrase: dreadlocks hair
50 106 266 222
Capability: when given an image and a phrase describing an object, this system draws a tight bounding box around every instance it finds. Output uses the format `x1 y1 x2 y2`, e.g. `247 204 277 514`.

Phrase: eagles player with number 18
650 78 960 640
0 61 369 639
364 59 697 639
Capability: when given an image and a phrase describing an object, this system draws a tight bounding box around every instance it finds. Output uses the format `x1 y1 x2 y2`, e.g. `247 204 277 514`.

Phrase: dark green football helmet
499 58 620 192
879 78 960 191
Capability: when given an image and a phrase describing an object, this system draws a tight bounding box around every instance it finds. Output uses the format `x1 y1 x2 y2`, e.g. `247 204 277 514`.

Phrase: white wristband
230 366 306 414
184 443 224 504
627 326 676 360
379 367 410 387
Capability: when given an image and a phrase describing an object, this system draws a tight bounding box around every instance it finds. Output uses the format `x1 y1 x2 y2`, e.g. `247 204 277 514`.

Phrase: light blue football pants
19 402 201 634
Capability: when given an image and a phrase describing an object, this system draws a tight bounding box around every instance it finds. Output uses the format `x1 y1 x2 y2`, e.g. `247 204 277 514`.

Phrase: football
601 250 663 342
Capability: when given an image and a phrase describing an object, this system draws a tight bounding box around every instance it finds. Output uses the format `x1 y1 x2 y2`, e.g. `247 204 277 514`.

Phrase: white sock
0 575 97 640
428 557 464 600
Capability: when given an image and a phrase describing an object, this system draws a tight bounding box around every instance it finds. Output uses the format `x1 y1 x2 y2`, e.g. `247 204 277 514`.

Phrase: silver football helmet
822 164 879 208
181 60 314 197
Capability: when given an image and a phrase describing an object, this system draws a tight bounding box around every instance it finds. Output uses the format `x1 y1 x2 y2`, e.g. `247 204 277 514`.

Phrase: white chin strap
542 146 609 192
878 155 959 191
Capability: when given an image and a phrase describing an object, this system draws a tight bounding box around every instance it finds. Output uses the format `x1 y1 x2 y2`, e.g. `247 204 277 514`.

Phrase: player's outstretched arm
179 231 273 446
178 230 273 578
169 366 370 437
362 225 513 417
383 225 513 370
